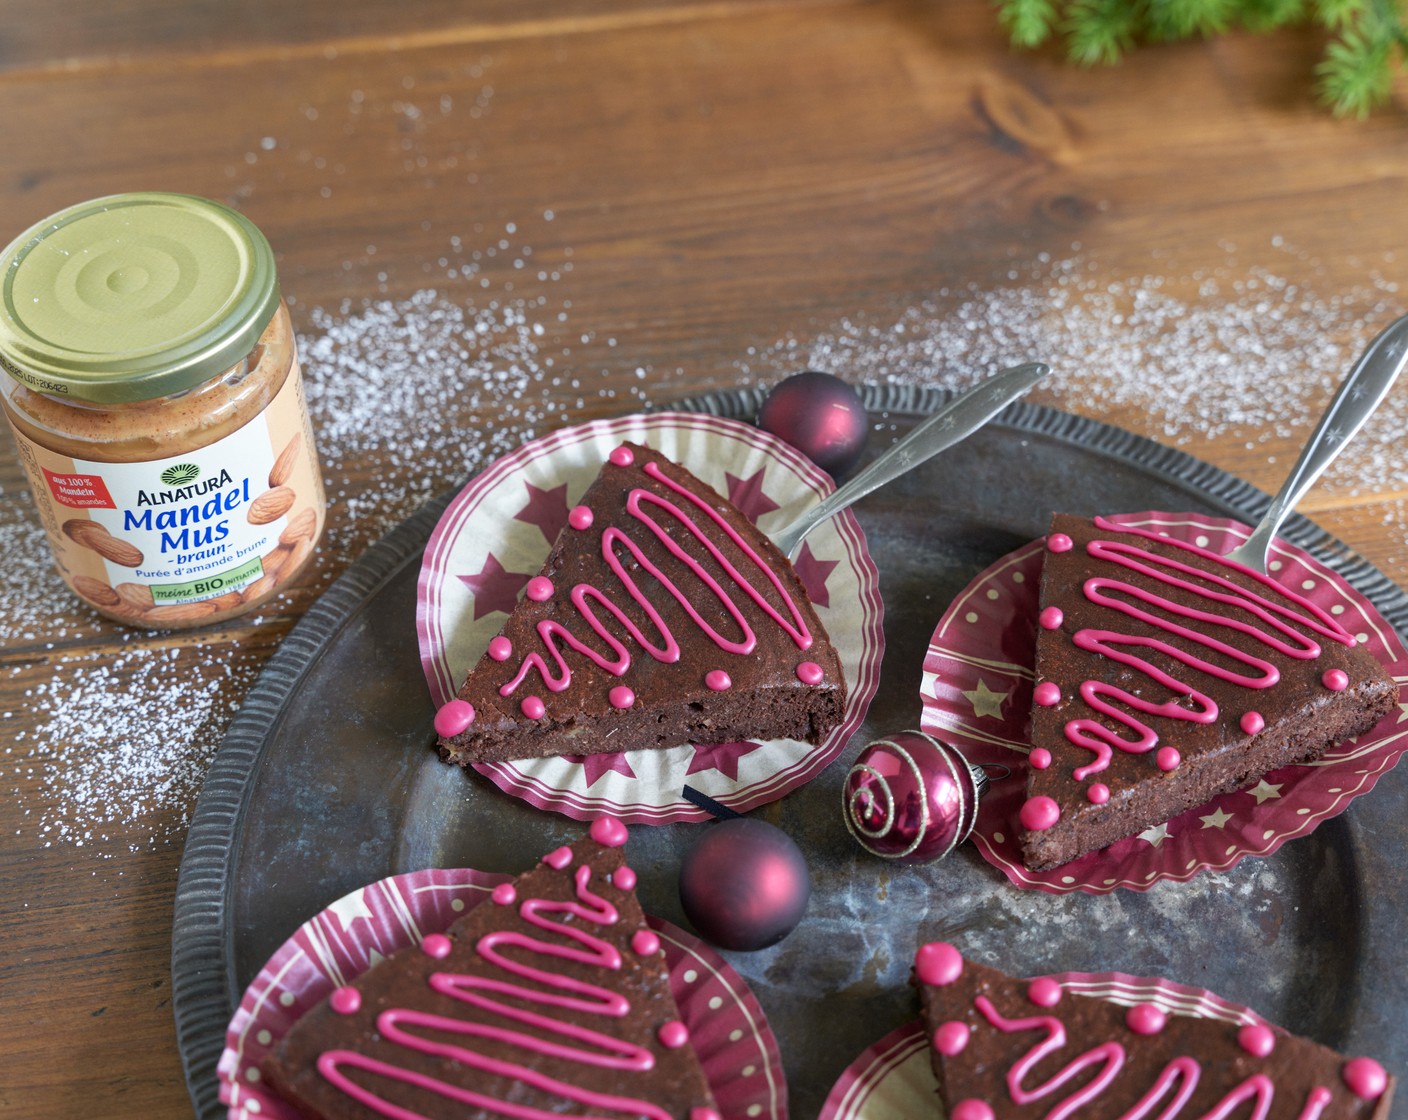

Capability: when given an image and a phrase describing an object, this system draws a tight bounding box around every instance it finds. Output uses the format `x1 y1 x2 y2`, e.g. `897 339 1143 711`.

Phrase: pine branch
1064 0 1143 63
996 0 1061 47
1316 27 1396 114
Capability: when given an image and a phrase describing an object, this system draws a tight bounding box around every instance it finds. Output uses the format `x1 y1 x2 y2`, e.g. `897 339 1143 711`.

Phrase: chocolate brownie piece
1020 513 1397 871
914 941 1395 1119
436 441 846 765
261 818 721 1120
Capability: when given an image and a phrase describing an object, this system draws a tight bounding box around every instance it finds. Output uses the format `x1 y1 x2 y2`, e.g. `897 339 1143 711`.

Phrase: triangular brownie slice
1019 513 1396 871
914 941 1395 1119
435 441 847 764
262 818 722 1120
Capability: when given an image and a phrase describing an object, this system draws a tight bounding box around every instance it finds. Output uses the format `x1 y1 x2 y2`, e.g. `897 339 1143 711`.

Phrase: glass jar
0 192 325 628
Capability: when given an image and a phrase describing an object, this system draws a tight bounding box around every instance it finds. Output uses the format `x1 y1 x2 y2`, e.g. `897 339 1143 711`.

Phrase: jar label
9 359 324 625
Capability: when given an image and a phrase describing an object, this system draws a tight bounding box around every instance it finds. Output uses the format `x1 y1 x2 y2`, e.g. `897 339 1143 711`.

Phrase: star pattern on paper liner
685 739 766 781
1397 701 1408 724
725 468 781 524
1200 807 1235 830
565 750 638 788
327 889 375 932
458 552 533 621
961 679 1010 720
792 542 840 610
514 480 570 544
1247 779 1283 805
1138 822 1173 848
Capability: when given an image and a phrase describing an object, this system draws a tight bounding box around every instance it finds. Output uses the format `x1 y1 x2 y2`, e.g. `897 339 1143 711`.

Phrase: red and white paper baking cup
418 412 884 824
220 865 788 1120
919 511 1408 894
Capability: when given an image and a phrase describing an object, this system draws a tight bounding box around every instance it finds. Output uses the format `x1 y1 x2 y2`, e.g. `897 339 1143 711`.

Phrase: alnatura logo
161 463 201 487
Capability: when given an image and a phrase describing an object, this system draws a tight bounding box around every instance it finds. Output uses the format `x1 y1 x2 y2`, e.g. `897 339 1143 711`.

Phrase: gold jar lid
0 192 279 404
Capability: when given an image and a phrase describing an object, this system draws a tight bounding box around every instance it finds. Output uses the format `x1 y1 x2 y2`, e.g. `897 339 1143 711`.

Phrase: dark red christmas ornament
843 730 989 864
678 818 810 951
757 370 869 476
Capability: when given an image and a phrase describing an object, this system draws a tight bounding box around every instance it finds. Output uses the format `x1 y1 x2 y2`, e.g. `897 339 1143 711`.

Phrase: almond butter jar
0 192 326 628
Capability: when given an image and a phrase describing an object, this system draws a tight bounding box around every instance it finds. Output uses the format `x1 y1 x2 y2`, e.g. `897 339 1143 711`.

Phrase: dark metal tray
173 385 1408 1120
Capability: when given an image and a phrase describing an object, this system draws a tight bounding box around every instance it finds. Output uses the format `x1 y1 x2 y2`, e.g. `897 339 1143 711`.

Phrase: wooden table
2 2 1405 1115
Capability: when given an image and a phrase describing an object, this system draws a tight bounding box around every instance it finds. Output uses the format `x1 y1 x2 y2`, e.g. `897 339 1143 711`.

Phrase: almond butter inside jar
0 192 326 628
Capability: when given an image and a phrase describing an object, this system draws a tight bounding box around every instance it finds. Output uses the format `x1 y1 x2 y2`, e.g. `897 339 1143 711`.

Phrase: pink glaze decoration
691 1111 723 1120
491 883 517 906
569 504 595 530
705 669 732 691
1343 1057 1389 1100
526 576 554 602
796 661 824 685
1125 1003 1167 1035
934 1020 970 1056
915 941 965 987
1086 783 1110 805
1040 606 1064 629
1241 711 1266 735
1323 668 1350 692
658 1020 690 1049
608 685 636 710
521 695 546 719
952 1101 995 1120
1020 795 1060 831
1048 533 1074 553
487 636 513 662
544 845 573 870
1027 977 1062 1008
1156 746 1181 772
329 986 361 1015
1034 681 1061 707
497 459 814 703
631 929 660 956
1029 748 1052 770
609 446 635 467
613 866 638 891
1238 1023 1276 1058
589 816 629 848
433 699 475 737
421 933 453 960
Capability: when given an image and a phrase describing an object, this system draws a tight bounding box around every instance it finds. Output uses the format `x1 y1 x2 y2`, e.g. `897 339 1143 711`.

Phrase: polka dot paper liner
818 971 1263 1119
220 865 786 1120
920 511 1408 894
417 411 884 824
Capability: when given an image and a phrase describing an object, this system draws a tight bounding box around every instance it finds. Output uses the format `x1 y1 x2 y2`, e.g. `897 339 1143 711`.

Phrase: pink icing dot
1027 977 1062 1007
1126 1004 1167 1035
1323 668 1350 692
934 1020 969 1056
1020 796 1060 831
1033 681 1061 707
421 933 453 960
915 941 965 987
1156 747 1181 772
487 636 513 661
568 504 594 530
658 1020 690 1049
1238 1023 1275 1058
1047 533 1074 553
491 883 517 906
690 1110 723 1120
433 699 475 737
613 865 638 891
796 661 824 685
544 845 573 870
1343 1057 1389 1100
589 817 629 847
1241 711 1266 735
609 446 635 467
1029 748 1052 770
329 986 361 1015
521 695 546 719
705 669 732 691
632 929 661 956
1039 606 1064 630
526 576 554 602
952 1101 995 1120
608 685 635 710
1087 783 1110 805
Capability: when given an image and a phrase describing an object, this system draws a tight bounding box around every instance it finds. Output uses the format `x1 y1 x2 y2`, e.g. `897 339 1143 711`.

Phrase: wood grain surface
1 1 1406 1115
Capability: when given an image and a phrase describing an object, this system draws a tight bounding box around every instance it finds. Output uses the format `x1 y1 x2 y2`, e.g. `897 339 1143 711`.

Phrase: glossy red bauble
678 818 811 951
757 370 869 477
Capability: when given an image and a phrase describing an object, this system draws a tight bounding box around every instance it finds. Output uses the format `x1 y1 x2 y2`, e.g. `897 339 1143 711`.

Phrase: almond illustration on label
268 433 303 488
279 507 317 546
72 575 121 608
248 485 296 525
146 600 221 624
115 582 155 614
61 518 144 567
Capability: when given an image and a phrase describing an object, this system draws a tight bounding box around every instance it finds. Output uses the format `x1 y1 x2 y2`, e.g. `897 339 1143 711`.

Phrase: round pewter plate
173 385 1408 1120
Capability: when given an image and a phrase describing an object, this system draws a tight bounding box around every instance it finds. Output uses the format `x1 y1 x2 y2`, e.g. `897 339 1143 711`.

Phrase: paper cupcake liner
818 970 1263 1120
220 865 787 1120
919 511 1408 893
417 411 884 824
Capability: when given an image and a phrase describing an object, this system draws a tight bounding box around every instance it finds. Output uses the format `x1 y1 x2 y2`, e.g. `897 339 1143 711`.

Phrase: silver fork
1225 312 1408 573
770 361 1049 560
